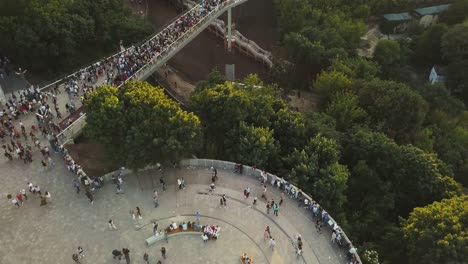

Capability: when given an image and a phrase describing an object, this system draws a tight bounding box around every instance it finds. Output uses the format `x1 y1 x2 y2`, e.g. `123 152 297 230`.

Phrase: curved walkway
0 154 347 263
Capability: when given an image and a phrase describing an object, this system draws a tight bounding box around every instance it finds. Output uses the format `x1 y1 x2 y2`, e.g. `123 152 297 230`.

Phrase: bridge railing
179 158 362 264
38 0 223 93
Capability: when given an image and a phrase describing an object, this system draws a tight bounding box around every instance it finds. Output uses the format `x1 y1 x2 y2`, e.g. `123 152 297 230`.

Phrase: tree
329 57 379 80
440 0 468 25
412 24 448 67
441 21 468 104
402 195 468 264
288 134 349 214
85 81 201 170
357 79 428 143
373 39 401 68
271 108 306 155
226 122 279 168
189 81 251 156
0 0 152 75
326 91 368 131
314 70 353 108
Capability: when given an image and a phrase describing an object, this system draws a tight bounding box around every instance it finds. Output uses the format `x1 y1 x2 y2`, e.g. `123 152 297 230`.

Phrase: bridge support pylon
227 7 232 52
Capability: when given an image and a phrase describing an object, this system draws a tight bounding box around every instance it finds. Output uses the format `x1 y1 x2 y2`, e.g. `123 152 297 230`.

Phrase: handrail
179 158 362 264
54 0 248 144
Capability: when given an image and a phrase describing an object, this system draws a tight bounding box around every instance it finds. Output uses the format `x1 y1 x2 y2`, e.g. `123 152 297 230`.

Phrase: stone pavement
0 148 349 264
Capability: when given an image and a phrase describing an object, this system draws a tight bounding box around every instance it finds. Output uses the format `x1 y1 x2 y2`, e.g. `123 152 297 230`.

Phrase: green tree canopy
288 134 349 214
373 39 401 68
226 122 279 168
357 79 428 143
441 21 468 105
402 195 468 264
85 81 201 170
0 0 152 75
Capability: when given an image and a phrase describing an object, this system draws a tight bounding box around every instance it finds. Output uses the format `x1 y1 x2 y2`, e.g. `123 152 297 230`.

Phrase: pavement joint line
196 190 311 264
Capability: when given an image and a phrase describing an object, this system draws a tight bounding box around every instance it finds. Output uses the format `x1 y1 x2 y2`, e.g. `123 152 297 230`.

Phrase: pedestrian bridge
44 0 248 143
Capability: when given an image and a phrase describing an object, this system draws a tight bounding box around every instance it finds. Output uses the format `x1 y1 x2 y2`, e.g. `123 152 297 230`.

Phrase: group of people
202 225 221 240
9 182 51 208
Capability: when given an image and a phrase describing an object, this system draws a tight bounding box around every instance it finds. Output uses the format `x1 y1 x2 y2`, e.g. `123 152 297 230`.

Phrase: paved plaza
1 150 349 264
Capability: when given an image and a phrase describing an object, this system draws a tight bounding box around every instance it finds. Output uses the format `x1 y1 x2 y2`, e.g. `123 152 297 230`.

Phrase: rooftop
414 4 450 16
383 12 413 22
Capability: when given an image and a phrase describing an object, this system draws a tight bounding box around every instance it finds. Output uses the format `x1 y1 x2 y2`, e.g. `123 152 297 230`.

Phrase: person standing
161 247 166 259
195 211 201 224
246 186 251 198
11 197 20 207
122 248 130 264
266 203 271 214
16 192 23 206
177 178 181 190
143 252 149 264
273 203 279 216
108 219 118 230
20 189 27 200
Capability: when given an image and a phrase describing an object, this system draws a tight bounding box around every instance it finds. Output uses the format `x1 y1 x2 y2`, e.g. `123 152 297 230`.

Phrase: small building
412 4 450 27
429 65 446 84
381 12 413 34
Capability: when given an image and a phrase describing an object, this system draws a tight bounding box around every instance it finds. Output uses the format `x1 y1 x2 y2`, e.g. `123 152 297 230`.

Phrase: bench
145 227 203 246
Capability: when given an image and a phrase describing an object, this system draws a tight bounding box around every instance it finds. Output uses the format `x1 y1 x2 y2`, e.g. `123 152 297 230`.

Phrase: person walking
72 253 81 264
222 194 227 207
122 248 130 264
143 252 149 264
112 249 122 260
136 206 142 220
85 190 94 204
44 191 52 203
47 156 55 168
108 219 118 230
279 192 285 206
153 190 159 208
264 226 271 241
77 246 85 258
266 203 271 214
269 237 276 250
161 247 166 259
160 176 166 192
73 180 80 194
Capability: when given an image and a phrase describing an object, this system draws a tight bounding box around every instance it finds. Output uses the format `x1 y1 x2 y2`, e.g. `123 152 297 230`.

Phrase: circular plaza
0 152 352 264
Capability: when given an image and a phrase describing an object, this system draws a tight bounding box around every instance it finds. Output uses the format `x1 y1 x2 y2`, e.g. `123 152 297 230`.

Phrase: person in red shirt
16 193 23 206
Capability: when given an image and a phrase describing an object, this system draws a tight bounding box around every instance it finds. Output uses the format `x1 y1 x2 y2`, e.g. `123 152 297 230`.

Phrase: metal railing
55 0 250 144
179 158 363 264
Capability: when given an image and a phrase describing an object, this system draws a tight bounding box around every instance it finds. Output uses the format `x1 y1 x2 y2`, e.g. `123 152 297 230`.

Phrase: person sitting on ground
182 222 188 231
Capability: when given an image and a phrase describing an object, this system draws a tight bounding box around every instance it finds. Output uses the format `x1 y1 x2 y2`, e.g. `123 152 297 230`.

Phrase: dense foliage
402 195 468 264
84 81 201 170
0 0 152 76
188 68 466 263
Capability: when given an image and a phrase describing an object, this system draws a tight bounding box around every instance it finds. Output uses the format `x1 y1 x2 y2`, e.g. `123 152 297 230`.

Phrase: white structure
429 65 445 84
